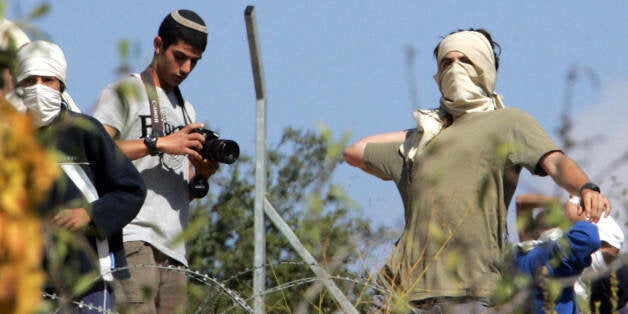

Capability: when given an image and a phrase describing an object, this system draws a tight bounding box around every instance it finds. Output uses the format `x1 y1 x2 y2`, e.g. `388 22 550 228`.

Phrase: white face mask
19 84 62 128
434 62 493 117
590 250 607 273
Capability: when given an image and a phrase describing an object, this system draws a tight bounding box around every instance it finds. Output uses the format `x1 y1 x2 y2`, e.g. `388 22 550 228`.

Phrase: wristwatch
144 135 161 156
579 182 600 195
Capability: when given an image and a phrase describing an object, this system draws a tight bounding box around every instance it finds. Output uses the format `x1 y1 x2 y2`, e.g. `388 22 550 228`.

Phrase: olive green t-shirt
364 108 560 301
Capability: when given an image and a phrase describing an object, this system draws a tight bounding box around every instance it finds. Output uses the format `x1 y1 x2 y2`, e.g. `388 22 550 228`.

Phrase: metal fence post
245 6 267 314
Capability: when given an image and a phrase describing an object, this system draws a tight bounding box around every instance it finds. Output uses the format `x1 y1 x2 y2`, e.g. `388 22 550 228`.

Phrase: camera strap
140 70 164 137
140 69 191 136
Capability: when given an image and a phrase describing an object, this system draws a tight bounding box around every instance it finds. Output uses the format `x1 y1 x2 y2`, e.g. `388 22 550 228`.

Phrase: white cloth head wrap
16 40 67 87
400 31 505 161
574 214 624 298
437 31 501 99
0 18 30 51
596 215 624 250
6 40 81 113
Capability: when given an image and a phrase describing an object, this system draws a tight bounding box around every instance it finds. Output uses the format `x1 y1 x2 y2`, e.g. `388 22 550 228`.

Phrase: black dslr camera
189 128 240 199
193 128 240 164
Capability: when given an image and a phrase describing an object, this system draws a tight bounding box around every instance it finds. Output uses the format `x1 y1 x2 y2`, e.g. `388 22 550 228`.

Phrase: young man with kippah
93 9 219 313
344 28 612 313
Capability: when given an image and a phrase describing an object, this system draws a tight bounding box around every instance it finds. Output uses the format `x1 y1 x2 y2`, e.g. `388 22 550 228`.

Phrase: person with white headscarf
0 17 30 98
0 17 29 49
11 40 146 313
514 194 602 314
5 36 81 114
574 210 626 313
344 28 611 313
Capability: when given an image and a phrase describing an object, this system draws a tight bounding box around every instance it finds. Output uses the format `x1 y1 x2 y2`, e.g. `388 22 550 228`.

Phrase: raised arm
343 130 408 172
539 151 611 222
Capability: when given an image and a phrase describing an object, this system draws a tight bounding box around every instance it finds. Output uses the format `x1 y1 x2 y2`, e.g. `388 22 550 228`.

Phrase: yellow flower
0 100 56 314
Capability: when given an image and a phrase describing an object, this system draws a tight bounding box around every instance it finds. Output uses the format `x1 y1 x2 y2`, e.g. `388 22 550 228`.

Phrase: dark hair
0 54 11 89
433 28 501 70
158 9 207 52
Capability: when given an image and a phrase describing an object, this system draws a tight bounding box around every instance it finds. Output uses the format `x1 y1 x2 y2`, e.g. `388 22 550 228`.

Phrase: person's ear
154 36 163 54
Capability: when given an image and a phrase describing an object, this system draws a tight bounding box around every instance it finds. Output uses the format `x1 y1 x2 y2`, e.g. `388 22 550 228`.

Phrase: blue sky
9 1 627 254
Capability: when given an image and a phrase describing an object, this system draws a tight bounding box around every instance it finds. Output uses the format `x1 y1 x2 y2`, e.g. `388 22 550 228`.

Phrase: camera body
192 128 240 164
188 129 239 199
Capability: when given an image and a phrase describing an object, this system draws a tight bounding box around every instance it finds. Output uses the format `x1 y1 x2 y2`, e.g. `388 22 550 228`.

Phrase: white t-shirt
93 73 197 266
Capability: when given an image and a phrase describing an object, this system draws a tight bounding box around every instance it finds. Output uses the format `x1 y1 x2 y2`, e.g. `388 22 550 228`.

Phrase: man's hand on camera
156 123 206 159
190 156 219 179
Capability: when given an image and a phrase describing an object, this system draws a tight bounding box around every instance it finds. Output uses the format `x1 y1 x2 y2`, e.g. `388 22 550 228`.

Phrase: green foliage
9 2 52 41
27 3 49 19
116 39 131 76
186 126 386 312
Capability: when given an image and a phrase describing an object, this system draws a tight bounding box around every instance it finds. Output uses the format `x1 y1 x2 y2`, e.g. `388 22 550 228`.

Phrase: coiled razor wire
41 260 382 313
127 264 253 312
42 264 253 314
42 292 118 314
41 256 628 312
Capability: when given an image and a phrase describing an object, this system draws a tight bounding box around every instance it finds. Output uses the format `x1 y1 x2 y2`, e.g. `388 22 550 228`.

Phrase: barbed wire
123 264 253 312
41 260 379 313
41 255 627 313
42 292 118 314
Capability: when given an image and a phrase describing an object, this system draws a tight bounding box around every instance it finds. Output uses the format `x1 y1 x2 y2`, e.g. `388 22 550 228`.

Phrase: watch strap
579 182 600 195
144 135 160 156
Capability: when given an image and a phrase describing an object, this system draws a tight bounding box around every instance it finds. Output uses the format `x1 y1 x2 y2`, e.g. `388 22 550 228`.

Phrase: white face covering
589 250 607 273
19 84 62 128
435 61 491 116
399 31 505 161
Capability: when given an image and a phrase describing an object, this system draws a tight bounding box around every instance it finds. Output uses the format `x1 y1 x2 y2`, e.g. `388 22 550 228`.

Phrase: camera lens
193 128 240 164
207 139 239 164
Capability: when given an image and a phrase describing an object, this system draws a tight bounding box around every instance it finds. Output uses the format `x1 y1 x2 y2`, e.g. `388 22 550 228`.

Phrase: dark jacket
589 262 628 313
38 108 146 294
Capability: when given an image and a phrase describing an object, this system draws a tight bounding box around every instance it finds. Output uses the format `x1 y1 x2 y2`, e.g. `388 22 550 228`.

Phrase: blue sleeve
515 242 555 275
515 221 600 277
553 220 601 277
